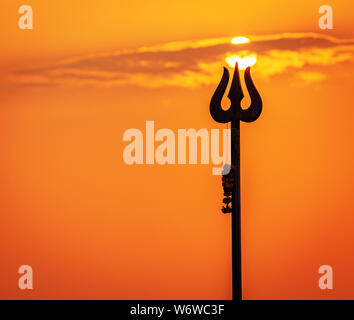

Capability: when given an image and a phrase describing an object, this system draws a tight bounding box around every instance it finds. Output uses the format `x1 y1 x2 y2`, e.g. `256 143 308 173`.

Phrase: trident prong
209 62 262 301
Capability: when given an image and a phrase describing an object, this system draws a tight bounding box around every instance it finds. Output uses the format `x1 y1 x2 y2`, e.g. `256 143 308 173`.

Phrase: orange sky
1 0 354 300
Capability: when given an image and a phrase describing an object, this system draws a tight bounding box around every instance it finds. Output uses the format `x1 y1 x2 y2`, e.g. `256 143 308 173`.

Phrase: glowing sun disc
231 37 250 45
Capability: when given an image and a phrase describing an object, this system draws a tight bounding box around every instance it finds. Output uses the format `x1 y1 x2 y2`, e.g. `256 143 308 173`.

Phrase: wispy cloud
11 33 354 88
295 71 328 85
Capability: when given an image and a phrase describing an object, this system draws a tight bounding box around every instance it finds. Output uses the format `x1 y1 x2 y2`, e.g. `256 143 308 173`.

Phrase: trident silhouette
210 62 262 301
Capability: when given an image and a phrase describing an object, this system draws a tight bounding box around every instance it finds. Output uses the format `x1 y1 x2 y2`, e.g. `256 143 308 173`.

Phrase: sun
225 51 257 69
231 36 250 45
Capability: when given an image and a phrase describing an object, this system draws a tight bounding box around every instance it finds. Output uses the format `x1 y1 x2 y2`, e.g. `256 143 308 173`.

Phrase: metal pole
231 120 241 300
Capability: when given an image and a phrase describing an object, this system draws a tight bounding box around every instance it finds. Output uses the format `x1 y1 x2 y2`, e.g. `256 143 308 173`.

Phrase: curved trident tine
240 67 263 123
210 67 234 124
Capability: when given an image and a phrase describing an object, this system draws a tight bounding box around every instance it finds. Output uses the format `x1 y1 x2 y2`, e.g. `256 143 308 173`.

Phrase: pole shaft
231 120 241 301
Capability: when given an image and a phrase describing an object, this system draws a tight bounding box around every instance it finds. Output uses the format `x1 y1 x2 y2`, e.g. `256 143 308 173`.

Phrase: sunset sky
1 0 354 299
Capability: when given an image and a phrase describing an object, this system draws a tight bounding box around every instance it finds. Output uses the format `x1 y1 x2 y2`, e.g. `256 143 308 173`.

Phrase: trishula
210 63 262 301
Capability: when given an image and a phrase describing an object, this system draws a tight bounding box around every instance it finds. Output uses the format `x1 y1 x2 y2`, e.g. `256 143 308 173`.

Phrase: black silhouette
222 164 235 214
210 63 262 301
